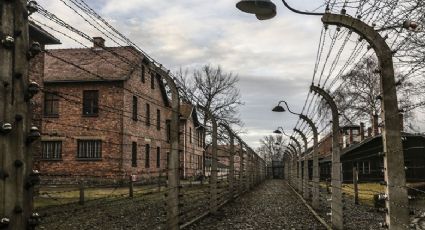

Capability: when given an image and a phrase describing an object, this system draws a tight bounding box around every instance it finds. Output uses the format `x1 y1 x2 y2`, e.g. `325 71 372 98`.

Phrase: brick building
35 38 204 182
178 103 205 179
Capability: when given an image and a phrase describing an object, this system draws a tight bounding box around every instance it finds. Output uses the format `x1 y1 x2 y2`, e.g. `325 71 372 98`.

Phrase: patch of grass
341 183 384 206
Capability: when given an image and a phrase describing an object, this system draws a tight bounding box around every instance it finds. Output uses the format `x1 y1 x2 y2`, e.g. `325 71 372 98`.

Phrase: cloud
37 0 327 148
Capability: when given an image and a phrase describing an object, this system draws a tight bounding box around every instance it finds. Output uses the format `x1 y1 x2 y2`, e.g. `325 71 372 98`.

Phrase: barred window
146 103 151 126
82 90 99 116
156 109 161 130
44 92 59 117
141 65 146 83
151 75 155 89
166 120 171 143
132 96 138 121
77 140 102 159
156 147 161 168
42 141 62 160
132 142 137 167
189 127 192 144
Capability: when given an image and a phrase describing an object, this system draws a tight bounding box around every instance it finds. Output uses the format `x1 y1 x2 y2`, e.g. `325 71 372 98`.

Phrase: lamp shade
236 0 277 18
273 129 282 134
272 105 285 112
256 12 277 20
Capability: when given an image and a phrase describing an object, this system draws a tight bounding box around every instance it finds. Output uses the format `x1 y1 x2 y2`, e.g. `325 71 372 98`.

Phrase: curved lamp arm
277 100 301 116
274 126 290 137
281 0 324 16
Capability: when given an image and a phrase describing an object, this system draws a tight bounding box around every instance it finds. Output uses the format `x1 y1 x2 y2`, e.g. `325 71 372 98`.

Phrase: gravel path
187 180 325 230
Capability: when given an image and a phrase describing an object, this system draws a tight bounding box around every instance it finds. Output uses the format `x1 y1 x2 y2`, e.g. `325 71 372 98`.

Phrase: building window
198 155 203 170
83 90 99 116
141 65 145 83
145 144 150 168
146 103 150 126
197 130 203 147
42 141 62 160
151 75 155 89
77 140 102 159
132 96 138 121
189 127 192 144
166 120 171 143
156 147 161 168
44 92 59 117
132 142 137 167
156 109 161 130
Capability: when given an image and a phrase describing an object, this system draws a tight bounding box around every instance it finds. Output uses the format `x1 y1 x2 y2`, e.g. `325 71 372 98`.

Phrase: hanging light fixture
236 0 277 20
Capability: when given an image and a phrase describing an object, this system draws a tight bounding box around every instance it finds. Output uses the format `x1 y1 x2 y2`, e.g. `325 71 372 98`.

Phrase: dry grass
341 183 385 206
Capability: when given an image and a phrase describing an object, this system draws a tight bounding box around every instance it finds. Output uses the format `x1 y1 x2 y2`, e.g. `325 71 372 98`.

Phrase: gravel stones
187 180 325 230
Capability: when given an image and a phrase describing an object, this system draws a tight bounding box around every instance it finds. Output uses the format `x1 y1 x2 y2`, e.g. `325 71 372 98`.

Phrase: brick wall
39 81 125 180
121 63 171 180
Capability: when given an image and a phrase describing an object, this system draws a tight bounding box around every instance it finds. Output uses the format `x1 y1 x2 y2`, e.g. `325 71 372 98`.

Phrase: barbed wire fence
0 0 268 229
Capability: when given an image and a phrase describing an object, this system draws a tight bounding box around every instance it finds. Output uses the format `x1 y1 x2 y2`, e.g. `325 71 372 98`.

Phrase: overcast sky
36 0 330 148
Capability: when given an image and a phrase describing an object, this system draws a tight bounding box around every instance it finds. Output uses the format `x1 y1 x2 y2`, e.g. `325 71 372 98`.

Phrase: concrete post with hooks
219 123 235 200
0 1 43 229
293 128 309 200
288 144 297 186
197 105 218 214
236 136 245 195
157 68 181 230
310 84 342 229
298 114 320 209
290 137 303 192
322 13 409 229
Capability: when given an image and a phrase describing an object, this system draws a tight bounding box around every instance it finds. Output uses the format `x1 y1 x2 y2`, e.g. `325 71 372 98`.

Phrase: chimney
399 113 404 132
349 128 354 145
372 114 379 136
360 122 365 141
367 127 372 137
93 37 105 48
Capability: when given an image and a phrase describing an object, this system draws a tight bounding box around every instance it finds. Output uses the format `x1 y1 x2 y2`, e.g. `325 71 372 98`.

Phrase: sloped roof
44 46 141 82
29 21 61 45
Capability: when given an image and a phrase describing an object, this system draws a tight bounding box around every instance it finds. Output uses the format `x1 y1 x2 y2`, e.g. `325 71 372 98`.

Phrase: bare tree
176 64 244 127
256 135 286 165
318 56 414 127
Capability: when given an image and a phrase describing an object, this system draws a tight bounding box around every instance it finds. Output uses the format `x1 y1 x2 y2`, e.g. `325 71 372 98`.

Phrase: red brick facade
33 40 204 182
